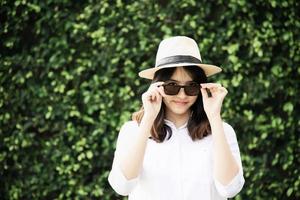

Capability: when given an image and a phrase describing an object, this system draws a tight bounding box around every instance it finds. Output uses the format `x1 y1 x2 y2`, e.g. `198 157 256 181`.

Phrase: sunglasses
160 82 201 96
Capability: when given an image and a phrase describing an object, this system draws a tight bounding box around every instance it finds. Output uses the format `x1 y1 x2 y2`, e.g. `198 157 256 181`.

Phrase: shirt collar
164 119 188 130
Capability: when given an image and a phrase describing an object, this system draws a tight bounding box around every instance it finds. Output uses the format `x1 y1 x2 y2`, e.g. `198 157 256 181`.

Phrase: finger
148 82 165 93
220 86 228 92
219 87 228 95
147 91 155 102
210 87 218 93
157 86 166 97
200 83 222 89
200 88 209 99
153 90 161 102
151 81 165 88
203 87 213 98
146 92 153 101
153 89 162 100
142 92 149 101
211 86 226 94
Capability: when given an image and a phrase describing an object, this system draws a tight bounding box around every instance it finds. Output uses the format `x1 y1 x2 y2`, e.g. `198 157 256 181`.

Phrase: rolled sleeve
214 167 245 198
108 157 140 195
214 122 245 198
108 121 140 196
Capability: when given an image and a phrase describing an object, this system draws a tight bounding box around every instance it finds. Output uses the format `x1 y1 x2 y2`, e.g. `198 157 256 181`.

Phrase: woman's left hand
200 83 228 120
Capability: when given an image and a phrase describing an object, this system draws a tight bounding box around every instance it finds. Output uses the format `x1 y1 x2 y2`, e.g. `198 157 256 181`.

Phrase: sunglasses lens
184 85 199 96
163 85 180 95
162 82 200 96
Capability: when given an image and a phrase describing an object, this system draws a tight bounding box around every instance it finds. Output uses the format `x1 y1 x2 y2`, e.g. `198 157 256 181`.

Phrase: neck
165 110 191 128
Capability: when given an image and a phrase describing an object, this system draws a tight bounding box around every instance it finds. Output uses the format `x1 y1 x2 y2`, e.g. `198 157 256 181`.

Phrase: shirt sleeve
213 122 245 198
108 121 140 196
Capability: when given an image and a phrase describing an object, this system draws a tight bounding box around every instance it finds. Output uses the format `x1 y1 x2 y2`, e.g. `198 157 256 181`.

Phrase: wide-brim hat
138 36 222 79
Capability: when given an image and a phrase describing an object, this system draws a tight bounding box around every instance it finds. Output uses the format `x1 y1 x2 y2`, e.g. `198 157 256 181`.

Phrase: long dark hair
132 66 211 142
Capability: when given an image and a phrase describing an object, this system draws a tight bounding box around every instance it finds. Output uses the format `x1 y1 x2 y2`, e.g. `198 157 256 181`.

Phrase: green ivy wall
0 0 299 199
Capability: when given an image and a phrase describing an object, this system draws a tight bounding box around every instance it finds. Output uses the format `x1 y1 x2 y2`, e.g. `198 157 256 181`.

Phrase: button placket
171 126 184 200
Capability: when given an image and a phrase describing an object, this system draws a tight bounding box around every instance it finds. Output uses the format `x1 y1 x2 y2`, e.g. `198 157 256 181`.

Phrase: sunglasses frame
160 82 201 96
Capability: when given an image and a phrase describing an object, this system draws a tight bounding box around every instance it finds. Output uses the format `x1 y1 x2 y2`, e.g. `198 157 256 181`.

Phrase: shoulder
120 120 139 130
115 121 140 151
222 121 235 132
115 120 140 146
118 120 139 136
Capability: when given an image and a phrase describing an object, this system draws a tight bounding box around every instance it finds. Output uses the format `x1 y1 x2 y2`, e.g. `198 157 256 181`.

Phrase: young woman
108 36 245 200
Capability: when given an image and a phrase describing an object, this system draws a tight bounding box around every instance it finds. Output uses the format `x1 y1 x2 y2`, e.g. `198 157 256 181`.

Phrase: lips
173 101 189 106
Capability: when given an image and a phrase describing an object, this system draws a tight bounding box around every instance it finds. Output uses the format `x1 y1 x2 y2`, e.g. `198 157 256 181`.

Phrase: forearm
120 116 153 180
210 115 239 185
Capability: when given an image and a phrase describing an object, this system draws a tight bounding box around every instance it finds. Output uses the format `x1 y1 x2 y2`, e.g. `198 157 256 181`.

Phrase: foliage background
0 0 299 199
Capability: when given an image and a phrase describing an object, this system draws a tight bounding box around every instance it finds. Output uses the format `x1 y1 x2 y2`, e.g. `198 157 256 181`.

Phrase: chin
169 107 190 115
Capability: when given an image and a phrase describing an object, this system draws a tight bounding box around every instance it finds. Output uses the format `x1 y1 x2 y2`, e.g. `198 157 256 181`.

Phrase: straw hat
138 36 222 79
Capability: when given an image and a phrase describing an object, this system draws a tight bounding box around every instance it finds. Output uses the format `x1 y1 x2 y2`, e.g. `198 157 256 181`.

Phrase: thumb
200 88 209 99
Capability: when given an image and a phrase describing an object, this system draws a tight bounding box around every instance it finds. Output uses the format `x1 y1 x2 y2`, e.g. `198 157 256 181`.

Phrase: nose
177 87 187 98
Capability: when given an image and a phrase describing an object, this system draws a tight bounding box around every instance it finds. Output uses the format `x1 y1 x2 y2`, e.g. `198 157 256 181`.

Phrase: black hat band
156 55 202 67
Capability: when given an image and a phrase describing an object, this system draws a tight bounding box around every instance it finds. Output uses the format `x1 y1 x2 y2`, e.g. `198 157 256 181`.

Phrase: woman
108 36 245 200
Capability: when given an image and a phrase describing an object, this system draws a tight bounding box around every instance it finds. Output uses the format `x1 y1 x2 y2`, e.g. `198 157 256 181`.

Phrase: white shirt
108 119 245 200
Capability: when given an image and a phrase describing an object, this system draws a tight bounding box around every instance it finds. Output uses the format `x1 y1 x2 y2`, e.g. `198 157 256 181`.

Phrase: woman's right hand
141 82 165 121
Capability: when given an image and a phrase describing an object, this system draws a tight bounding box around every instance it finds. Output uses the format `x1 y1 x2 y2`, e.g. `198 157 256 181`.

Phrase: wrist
140 114 155 137
142 113 157 123
207 114 222 123
208 114 224 134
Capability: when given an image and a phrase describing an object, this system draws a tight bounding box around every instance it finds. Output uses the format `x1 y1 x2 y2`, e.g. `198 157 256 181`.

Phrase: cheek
162 96 174 109
189 96 198 104
162 96 171 105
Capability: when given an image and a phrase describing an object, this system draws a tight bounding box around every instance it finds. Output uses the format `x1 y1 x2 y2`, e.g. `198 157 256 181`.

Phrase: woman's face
162 67 198 116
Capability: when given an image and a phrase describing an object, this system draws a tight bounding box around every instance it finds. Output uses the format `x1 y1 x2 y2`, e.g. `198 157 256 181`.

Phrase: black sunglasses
160 82 201 96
